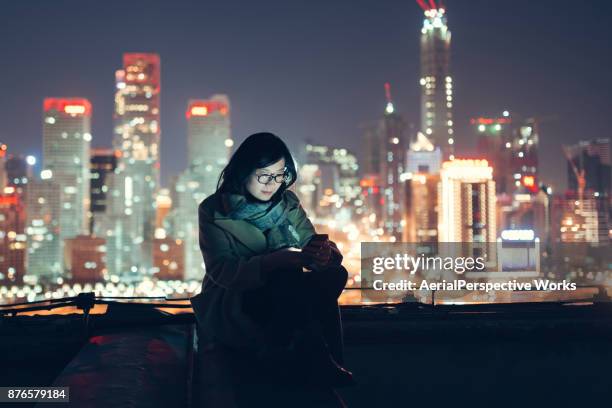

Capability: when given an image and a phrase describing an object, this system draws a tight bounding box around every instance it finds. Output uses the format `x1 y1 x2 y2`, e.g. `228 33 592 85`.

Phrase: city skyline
1 0 611 190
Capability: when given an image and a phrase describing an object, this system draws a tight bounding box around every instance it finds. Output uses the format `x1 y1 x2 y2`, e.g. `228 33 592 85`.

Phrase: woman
190 132 354 388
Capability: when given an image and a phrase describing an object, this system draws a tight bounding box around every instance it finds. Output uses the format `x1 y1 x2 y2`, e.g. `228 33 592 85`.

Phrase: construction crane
562 145 586 209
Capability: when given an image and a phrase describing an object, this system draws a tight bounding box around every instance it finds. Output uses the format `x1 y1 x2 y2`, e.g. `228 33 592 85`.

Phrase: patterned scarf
221 191 301 252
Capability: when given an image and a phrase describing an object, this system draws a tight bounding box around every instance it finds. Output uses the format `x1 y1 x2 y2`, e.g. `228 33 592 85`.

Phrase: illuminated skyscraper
405 132 442 175
186 96 232 196
26 98 91 280
25 178 62 280
42 98 92 240
417 0 454 158
565 138 611 198
304 143 360 206
473 112 539 195
105 53 161 277
438 159 496 243
402 172 440 243
164 96 233 281
89 148 118 235
380 84 407 240
0 189 26 284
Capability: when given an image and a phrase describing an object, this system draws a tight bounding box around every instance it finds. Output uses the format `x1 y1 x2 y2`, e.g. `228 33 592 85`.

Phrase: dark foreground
2 295 612 407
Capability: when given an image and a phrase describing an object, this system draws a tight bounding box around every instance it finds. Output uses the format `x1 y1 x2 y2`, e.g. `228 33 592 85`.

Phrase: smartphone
305 234 329 250
309 233 329 242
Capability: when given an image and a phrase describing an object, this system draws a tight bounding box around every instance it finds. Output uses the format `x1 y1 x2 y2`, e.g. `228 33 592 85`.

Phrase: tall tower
186 95 232 196
380 83 407 240
417 0 454 158
164 95 232 281
108 53 161 277
438 159 496 243
42 98 92 240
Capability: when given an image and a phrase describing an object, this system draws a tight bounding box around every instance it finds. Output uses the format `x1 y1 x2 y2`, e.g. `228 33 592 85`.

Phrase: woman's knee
331 265 348 288
312 264 348 298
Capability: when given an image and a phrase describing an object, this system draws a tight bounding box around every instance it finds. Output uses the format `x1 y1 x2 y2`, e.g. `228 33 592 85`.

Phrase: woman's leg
242 265 307 349
242 264 348 364
304 265 348 365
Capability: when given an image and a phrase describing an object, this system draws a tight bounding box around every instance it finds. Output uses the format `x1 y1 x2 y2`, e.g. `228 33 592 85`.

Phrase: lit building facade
64 235 106 282
103 53 161 278
90 148 118 235
0 189 26 283
163 96 233 281
303 143 360 213
438 159 497 243
26 98 92 280
379 84 407 240
473 112 539 195
42 98 92 242
186 96 232 196
25 179 63 281
566 138 611 198
402 172 439 243
418 1 454 158
153 237 184 281
406 132 442 175
551 195 606 244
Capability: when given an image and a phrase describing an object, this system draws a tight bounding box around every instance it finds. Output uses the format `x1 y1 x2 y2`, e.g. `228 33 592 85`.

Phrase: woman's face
245 158 286 201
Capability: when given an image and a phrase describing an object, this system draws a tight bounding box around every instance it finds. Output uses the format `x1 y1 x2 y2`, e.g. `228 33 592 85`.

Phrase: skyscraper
186 96 232 196
438 159 496 243
566 138 611 198
0 188 26 284
380 84 407 240
163 96 233 281
42 98 92 240
105 53 161 277
89 148 118 235
417 0 454 158
27 98 92 279
402 172 439 243
473 112 539 195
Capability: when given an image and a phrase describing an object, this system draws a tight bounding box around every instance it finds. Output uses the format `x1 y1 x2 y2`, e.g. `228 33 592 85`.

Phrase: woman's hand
261 248 309 272
302 239 332 268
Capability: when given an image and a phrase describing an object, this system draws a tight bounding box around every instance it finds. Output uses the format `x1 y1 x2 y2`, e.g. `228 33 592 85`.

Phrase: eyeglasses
255 168 289 184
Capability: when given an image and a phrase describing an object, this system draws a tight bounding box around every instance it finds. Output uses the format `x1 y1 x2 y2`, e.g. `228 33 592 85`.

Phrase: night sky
1 0 611 190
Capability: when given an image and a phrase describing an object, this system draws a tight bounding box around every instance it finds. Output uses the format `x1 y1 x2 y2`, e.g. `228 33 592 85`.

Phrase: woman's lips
261 190 273 195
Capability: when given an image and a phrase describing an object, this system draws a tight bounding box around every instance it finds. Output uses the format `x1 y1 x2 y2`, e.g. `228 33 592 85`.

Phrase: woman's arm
285 190 317 248
199 210 266 291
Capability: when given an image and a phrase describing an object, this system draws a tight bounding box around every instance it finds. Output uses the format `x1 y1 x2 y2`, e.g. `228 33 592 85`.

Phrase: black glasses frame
255 167 289 184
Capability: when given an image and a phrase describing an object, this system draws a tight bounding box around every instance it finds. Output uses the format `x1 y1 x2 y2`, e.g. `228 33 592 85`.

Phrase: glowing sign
64 105 86 115
191 106 208 116
501 229 535 241
44 98 92 117
186 100 229 119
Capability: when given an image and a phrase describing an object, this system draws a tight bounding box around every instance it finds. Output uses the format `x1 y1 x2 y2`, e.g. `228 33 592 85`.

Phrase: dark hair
216 132 298 200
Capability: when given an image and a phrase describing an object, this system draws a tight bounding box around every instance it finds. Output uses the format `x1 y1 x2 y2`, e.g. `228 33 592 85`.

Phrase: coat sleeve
328 240 343 266
199 206 266 291
286 191 317 248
